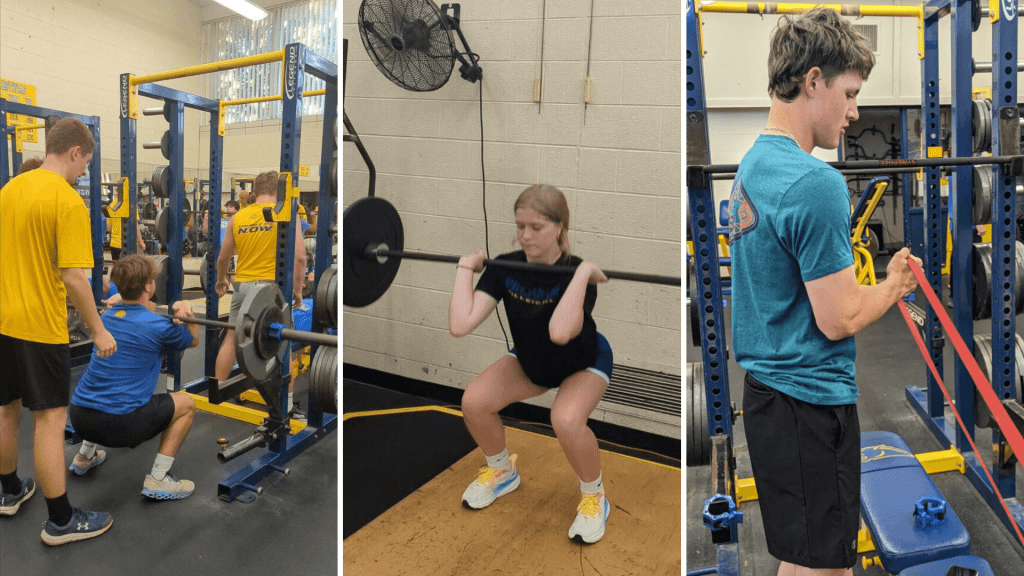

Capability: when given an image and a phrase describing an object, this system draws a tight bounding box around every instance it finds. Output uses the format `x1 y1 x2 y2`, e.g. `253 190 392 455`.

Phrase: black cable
478 77 511 351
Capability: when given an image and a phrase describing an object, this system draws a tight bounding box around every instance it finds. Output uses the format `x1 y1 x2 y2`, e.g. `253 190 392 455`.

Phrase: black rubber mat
343 379 477 538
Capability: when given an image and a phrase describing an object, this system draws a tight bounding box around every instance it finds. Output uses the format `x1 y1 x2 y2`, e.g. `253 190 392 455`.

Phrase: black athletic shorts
0 333 71 411
110 247 122 260
742 372 860 569
68 394 175 449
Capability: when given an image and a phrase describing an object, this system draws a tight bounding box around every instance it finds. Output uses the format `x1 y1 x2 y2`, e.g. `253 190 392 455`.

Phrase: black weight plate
688 259 700 345
343 197 404 307
973 242 992 320
142 201 157 220
308 345 338 414
973 100 984 154
155 208 169 245
1015 241 1024 314
153 166 170 198
973 333 1024 428
331 154 338 197
686 362 711 467
973 165 991 225
314 265 338 329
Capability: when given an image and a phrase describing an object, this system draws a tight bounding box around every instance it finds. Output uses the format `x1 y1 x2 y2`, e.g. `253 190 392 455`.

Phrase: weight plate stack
972 333 1024 428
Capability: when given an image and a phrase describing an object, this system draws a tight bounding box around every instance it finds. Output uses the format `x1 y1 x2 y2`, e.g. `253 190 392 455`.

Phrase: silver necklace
764 125 799 145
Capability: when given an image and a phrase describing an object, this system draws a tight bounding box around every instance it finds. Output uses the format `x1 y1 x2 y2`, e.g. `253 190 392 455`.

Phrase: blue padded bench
898 555 994 576
861 431 971 573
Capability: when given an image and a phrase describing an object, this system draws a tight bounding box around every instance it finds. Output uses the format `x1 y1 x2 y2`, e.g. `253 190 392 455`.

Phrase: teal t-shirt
728 134 857 405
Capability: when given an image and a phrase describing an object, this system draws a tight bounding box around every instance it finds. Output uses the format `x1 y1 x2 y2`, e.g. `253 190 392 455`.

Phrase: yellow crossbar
697 2 921 17
222 89 326 107
133 50 285 86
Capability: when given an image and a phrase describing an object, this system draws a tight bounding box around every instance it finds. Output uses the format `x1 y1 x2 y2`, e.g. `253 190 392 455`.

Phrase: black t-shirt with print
475 250 598 388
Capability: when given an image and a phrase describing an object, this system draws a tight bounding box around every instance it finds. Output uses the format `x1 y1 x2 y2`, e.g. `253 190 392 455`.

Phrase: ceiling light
213 0 268 21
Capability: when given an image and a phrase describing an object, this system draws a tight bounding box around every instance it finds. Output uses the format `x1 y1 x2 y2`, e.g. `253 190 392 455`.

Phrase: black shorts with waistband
742 372 861 569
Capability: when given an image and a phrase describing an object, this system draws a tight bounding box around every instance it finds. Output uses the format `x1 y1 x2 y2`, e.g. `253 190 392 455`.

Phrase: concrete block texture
343 1 682 394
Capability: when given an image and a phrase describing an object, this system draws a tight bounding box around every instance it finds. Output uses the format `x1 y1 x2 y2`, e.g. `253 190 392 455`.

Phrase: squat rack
686 0 1024 557
119 43 338 501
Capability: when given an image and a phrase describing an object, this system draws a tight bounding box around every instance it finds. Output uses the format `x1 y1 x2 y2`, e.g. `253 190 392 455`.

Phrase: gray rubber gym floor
686 262 1024 574
0 339 337 575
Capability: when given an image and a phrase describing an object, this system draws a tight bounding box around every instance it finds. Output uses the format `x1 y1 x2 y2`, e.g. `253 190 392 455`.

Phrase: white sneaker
141 473 195 500
568 492 610 544
461 454 520 510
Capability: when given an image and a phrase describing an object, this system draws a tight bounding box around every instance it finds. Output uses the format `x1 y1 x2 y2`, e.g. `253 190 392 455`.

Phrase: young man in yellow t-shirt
0 118 116 545
214 171 306 419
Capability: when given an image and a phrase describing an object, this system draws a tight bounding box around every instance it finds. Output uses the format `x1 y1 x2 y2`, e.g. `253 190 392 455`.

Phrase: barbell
161 282 336 381
343 197 681 308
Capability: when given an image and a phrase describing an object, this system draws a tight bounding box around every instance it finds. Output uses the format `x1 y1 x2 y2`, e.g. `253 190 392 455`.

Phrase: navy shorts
510 332 613 388
69 394 176 449
742 372 860 569
0 333 71 411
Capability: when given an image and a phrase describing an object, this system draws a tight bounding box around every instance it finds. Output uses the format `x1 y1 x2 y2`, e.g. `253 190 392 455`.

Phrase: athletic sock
580 473 604 495
287 391 294 413
79 442 97 460
484 447 512 471
0 469 22 495
45 493 73 527
151 453 174 482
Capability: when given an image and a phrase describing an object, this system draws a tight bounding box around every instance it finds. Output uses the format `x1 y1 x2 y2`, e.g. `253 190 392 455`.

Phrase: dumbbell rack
119 43 338 502
686 0 1024 544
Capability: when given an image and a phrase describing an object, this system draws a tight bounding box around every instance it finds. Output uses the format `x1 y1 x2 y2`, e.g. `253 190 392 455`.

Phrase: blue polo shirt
71 303 193 414
729 134 857 405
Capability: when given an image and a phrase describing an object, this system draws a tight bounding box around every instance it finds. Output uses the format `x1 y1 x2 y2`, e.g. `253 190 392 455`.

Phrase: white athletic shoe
568 492 610 544
461 454 520 510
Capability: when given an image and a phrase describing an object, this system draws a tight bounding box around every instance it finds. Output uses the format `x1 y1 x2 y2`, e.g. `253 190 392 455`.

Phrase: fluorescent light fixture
213 0 268 21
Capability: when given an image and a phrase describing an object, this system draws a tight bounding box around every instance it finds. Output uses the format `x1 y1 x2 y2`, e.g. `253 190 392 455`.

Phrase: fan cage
358 0 456 92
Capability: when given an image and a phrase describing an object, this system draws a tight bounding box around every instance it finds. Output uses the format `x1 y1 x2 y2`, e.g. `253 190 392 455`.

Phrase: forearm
549 270 590 345
829 280 901 340
449 268 478 335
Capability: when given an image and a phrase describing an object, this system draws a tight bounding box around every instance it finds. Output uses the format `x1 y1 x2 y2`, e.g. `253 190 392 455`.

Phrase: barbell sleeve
217 432 266 463
369 245 681 287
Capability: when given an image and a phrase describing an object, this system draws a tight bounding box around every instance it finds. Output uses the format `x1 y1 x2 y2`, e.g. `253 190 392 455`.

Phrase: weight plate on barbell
308 344 337 414
686 361 711 467
235 283 290 382
314 264 338 329
343 197 404 308
972 332 1024 428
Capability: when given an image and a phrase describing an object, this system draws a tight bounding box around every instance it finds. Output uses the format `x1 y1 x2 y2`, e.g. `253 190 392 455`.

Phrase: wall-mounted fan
358 0 482 92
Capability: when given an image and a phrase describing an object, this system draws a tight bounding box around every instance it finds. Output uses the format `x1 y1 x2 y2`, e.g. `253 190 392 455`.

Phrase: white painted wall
343 0 682 436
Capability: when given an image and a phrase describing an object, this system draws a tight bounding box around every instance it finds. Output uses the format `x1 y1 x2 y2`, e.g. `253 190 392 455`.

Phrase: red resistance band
897 258 1024 548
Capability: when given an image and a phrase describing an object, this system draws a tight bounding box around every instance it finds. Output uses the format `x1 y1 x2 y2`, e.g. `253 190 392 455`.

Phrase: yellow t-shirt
232 202 278 282
0 169 94 343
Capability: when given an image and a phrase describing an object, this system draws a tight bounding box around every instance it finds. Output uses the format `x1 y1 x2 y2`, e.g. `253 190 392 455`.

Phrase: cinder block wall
0 0 203 181
342 1 681 435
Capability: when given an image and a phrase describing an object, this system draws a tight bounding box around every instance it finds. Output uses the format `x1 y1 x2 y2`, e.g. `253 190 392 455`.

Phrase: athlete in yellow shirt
214 171 306 417
0 118 115 545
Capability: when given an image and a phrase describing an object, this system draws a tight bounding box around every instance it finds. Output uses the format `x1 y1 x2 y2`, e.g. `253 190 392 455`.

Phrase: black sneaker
0 478 36 516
